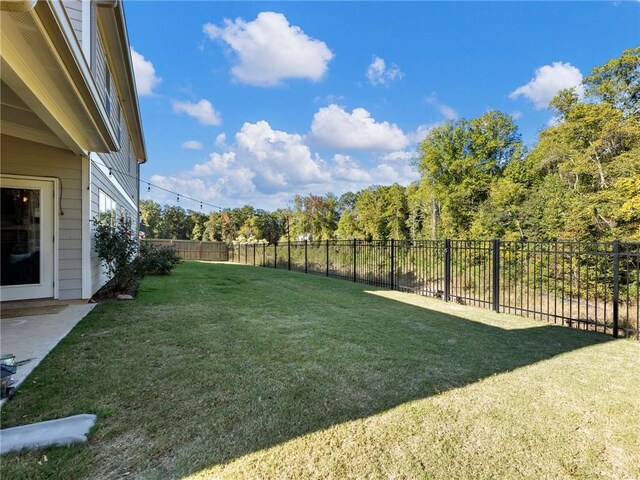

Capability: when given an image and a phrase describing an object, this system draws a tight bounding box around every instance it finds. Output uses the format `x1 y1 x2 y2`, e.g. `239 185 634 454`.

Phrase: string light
90 158 224 212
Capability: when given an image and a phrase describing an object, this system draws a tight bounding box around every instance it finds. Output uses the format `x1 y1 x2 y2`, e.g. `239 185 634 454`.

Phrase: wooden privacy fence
229 239 640 341
142 239 228 261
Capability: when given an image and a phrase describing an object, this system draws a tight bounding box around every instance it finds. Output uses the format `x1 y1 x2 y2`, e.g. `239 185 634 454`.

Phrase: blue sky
126 1 640 211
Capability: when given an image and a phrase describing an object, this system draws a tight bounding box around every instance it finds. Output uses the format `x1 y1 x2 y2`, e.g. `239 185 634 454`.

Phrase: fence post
262 243 266 267
390 239 395 290
199 241 204 261
304 240 308 274
253 244 256 266
444 239 451 302
612 240 620 338
353 238 357 283
326 239 329 276
288 241 291 271
492 238 500 313
274 243 277 269
245 244 248 264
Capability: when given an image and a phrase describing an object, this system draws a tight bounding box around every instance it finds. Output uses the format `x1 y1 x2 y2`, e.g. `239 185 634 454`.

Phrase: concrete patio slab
1 302 96 406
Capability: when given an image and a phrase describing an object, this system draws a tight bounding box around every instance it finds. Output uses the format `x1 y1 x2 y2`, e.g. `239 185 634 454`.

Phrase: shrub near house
93 217 180 298
93 216 139 295
135 243 181 276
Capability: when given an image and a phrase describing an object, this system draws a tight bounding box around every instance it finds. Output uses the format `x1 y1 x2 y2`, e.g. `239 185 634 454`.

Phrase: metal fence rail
229 239 639 340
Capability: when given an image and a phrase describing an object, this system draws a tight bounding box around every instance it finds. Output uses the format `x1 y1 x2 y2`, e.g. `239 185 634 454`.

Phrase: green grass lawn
2 261 639 479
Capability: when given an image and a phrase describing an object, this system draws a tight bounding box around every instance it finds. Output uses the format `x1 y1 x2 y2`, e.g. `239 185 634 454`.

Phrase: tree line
140 48 640 244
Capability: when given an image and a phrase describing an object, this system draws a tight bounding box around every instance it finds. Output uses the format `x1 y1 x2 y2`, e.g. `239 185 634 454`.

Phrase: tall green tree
351 185 409 240
521 89 640 240
289 194 339 240
417 111 523 237
355 187 388 240
204 212 223 242
162 206 192 239
383 184 410 240
139 200 162 238
189 211 208 241
585 46 640 118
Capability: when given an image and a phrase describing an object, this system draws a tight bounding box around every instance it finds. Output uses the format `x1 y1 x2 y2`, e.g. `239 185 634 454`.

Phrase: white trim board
81 155 91 299
0 174 59 300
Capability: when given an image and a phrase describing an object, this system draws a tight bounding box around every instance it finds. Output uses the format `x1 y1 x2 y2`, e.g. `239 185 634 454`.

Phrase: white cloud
407 123 438 144
182 140 203 150
509 62 584 109
424 93 458 120
215 133 227 147
329 153 419 190
146 174 226 206
172 99 222 126
366 56 403 86
191 152 257 196
130 47 161 96
511 111 523 120
204 12 333 86
370 162 420 185
310 104 408 151
142 119 423 210
439 104 458 120
332 154 372 183
234 121 330 190
192 151 237 176
380 150 416 163
547 116 561 128
179 120 328 199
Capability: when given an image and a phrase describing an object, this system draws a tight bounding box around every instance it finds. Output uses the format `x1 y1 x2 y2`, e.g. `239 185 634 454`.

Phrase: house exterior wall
1 134 83 300
1 1 144 301
89 28 141 295
61 0 83 47
89 154 139 294
94 31 138 200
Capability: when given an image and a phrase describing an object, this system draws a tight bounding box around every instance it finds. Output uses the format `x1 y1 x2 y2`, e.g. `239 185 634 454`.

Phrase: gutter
98 0 147 163
0 0 36 12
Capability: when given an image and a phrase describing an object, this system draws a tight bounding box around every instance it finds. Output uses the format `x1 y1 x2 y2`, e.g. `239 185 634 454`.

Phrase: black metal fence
229 239 640 340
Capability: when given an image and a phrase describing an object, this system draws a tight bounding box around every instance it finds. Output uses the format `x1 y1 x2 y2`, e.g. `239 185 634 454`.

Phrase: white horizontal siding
62 0 83 47
95 32 139 201
1 135 83 300
89 158 139 295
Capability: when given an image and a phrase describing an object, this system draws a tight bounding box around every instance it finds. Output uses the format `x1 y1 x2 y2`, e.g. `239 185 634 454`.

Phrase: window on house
98 189 117 226
120 206 131 224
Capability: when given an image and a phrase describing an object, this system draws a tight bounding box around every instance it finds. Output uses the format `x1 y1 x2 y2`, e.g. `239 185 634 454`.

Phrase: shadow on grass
0 262 618 479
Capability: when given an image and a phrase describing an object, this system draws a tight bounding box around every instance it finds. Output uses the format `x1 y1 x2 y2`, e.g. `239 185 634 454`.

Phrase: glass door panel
0 177 54 301
1 188 42 286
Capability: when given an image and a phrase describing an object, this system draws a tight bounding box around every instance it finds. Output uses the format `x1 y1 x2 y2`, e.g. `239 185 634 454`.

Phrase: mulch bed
90 276 142 302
